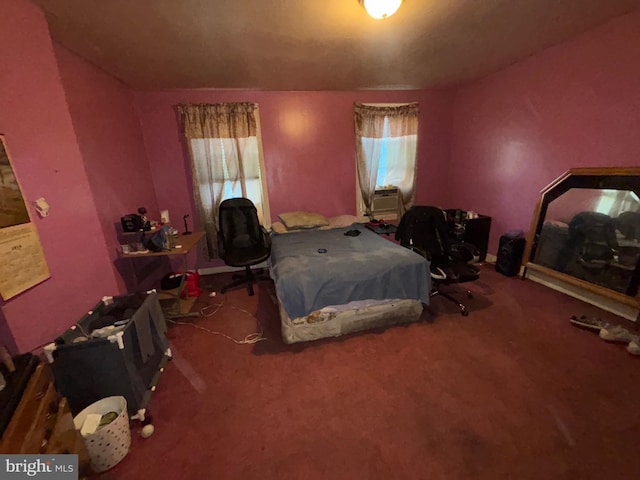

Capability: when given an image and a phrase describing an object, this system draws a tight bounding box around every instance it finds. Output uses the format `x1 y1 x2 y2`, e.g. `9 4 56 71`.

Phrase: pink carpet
99 265 640 480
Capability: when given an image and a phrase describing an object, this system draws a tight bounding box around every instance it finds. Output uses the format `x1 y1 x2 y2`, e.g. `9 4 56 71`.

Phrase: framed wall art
0 135 50 300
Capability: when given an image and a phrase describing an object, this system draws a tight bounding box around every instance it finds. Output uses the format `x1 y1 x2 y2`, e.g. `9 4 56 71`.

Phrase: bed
268 222 430 344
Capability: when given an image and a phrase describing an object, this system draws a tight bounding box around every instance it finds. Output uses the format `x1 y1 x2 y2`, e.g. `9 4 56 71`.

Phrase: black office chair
217 198 272 296
567 211 618 268
396 206 480 316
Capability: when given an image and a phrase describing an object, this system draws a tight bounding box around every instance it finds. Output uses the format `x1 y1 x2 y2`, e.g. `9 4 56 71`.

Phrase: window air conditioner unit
371 187 400 217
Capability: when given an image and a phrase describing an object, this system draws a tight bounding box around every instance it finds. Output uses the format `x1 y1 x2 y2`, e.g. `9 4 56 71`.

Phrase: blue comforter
269 225 430 319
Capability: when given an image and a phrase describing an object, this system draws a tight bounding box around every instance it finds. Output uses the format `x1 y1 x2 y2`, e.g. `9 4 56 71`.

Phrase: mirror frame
523 166 640 310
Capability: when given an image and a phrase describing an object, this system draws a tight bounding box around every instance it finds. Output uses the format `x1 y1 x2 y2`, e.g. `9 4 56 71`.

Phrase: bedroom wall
448 10 640 255
53 44 160 292
134 89 455 266
0 0 119 353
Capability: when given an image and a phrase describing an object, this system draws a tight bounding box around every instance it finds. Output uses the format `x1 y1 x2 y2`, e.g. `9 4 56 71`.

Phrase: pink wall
5 0 633 353
53 44 160 291
415 90 456 206
449 11 640 255
0 0 119 353
135 89 455 265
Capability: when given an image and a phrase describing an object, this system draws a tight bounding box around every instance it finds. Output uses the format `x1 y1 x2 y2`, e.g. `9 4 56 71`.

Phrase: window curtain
354 103 419 215
178 102 263 259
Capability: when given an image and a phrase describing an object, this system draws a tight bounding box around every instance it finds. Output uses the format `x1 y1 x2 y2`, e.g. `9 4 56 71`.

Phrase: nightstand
445 210 492 262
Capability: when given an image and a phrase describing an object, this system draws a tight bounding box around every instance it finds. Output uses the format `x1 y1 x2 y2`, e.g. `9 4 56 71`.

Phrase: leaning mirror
523 167 640 317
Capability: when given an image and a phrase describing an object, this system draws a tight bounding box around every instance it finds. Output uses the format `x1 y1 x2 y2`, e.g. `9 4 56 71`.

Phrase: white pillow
278 211 329 230
271 222 288 234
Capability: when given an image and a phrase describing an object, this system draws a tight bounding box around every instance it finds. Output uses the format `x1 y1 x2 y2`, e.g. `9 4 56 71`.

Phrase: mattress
269 225 430 343
278 298 425 344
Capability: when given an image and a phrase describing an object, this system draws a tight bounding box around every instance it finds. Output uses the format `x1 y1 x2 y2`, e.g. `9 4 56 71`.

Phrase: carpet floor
98 265 640 480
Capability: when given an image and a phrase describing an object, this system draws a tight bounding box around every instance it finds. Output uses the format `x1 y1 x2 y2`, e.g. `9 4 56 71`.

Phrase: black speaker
496 235 526 277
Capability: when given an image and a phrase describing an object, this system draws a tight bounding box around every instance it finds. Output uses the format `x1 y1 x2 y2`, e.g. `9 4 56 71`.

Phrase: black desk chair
217 198 272 296
566 211 618 269
396 206 480 316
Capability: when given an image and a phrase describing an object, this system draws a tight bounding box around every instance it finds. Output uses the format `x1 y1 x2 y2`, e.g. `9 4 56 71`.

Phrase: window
179 103 270 259
369 116 418 189
190 135 268 225
354 103 419 218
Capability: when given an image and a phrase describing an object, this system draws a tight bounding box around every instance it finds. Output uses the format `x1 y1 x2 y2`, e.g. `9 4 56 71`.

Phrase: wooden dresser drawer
45 398 80 453
0 362 93 477
0 362 55 453
20 381 57 453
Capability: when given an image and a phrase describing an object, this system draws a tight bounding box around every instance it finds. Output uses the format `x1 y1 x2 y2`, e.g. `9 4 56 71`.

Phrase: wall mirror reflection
524 168 640 311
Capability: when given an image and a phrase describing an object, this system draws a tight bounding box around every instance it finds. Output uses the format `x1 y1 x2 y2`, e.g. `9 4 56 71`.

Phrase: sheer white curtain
354 103 419 216
178 103 270 259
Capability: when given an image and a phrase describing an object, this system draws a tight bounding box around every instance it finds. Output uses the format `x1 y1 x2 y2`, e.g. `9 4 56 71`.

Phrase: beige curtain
178 103 259 259
354 103 419 215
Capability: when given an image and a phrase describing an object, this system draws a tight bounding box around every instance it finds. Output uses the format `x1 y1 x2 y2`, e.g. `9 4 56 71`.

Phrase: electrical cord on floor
199 302 224 318
167 319 266 344
167 294 267 345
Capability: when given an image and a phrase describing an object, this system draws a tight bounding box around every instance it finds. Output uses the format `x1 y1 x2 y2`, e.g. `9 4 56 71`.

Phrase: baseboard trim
198 261 269 276
483 253 525 275
485 253 636 320
200 257 638 321
485 253 497 264
525 268 639 322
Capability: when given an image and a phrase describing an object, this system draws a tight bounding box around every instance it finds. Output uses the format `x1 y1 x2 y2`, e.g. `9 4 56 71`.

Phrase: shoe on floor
599 325 635 343
569 315 609 332
628 338 640 356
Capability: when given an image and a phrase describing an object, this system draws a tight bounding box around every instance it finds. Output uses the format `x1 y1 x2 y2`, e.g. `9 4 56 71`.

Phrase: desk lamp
182 214 192 235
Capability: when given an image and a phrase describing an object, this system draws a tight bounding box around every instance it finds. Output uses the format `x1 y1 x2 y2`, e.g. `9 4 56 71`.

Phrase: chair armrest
450 241 480 264
261 226 272 249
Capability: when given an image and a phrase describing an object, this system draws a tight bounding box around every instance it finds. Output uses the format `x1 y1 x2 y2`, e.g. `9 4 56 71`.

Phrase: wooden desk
119 231 205 318
118 230 204 260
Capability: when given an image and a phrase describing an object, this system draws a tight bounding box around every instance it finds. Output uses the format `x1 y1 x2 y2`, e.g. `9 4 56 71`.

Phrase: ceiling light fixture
359 0 404 20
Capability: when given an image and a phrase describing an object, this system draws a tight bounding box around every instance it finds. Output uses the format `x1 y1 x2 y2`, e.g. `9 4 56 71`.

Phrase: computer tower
496 235 526 277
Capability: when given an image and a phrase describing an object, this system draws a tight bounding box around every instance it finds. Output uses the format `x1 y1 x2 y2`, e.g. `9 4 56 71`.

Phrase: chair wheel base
220 266 269 296
433 288 472 316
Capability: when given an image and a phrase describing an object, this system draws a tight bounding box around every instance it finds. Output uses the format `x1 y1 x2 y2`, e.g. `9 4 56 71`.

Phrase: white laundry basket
73 396 131 473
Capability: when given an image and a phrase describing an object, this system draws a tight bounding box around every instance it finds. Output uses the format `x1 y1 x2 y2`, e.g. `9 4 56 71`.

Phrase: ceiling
33 0 640 91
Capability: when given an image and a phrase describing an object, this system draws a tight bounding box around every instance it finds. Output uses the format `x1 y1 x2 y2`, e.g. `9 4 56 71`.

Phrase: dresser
0 360 93 478
445 209 492 262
